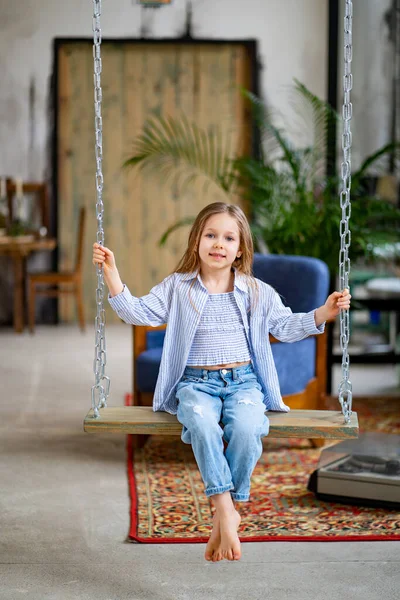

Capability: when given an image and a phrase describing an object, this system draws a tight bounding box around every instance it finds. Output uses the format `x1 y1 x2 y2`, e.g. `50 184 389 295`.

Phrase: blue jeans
176 363 269 502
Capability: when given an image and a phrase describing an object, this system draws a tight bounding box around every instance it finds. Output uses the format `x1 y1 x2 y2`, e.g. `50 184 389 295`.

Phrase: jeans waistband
184 362 254 380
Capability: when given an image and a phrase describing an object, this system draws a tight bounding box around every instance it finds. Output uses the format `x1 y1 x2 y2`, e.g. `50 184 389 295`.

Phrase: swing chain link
338 0 353 424
91 0 110 418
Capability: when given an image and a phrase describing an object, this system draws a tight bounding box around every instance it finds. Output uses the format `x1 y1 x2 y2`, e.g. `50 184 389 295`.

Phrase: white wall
0 0 329 181
338 0 394 171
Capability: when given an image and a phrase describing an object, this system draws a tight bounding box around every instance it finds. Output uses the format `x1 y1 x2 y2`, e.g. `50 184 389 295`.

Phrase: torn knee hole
238 397 257 406
193 405 204 418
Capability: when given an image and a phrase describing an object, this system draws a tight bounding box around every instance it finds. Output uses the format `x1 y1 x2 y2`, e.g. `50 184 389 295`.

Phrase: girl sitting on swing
92 201 350 563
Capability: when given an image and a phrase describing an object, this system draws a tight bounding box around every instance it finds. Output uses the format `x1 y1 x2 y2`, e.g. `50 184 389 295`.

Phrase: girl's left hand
324 288 351 320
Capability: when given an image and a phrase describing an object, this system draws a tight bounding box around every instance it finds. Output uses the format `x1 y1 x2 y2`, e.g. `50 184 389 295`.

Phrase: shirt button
221 369 228 375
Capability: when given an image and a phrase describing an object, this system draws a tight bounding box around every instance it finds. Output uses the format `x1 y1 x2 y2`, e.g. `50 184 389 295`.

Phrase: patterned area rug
126 395 400 542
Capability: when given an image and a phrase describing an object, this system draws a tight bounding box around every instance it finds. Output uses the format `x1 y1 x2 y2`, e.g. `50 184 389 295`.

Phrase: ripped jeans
176 363 270 501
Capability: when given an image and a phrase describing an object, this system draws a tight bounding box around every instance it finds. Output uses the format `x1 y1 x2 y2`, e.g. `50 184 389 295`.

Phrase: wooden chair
28 207 86 333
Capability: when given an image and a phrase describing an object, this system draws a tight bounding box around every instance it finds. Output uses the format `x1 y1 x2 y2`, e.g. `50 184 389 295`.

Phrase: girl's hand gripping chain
92 243 123 297
323 288 352 322
314 289 351 326
324 288 351 319
92 243 116 273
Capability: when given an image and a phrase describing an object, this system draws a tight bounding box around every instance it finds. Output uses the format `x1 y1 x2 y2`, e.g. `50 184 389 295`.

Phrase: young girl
92 202 350 563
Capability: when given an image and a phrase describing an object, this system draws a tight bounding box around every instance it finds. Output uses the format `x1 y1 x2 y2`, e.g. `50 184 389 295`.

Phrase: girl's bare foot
219 508 241 561
205 512 223 562
207 491 241 562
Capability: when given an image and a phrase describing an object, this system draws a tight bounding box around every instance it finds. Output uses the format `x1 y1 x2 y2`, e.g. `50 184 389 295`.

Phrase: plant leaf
124 114 235 197
158 216 196 246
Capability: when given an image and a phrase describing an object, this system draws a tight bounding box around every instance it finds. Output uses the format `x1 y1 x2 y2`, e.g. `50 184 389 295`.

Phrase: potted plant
124 80 400 275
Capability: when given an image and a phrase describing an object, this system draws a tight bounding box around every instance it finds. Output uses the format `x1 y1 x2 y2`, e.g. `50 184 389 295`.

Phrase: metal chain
91 0 110 418
338 0 353 424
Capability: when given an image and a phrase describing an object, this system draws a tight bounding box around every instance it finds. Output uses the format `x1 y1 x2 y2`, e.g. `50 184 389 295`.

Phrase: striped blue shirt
108 269 325 415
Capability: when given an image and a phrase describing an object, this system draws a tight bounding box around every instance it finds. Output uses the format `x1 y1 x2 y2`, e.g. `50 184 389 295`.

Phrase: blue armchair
132 254 330 413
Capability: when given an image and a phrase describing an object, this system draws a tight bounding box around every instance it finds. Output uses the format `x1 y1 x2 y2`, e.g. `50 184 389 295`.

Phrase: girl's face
198 213 242 272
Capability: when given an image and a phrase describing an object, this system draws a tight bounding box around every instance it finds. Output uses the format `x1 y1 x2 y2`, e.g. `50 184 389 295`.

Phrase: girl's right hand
92 243 117 275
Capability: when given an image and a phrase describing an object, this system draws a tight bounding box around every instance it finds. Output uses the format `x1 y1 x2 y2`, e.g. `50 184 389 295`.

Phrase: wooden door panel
56 41 254 322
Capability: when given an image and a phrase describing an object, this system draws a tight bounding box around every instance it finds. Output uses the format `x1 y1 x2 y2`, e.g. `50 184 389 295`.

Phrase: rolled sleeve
302 309 325 335
108 284 131 311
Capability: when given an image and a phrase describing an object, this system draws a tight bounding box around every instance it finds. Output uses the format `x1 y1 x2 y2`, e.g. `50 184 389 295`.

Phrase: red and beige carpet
126 395 400 542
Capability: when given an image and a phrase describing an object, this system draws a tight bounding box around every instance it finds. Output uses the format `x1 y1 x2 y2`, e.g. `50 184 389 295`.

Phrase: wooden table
0 236 57 333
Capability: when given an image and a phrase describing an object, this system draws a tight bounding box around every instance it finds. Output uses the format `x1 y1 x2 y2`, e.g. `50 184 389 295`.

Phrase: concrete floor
1 324 400 600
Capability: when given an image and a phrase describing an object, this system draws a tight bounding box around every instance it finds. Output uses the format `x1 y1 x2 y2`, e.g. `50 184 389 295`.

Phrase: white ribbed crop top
187 291 251 366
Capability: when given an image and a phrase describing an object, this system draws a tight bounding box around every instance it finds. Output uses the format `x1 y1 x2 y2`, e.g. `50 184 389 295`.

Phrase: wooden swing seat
84 406 358 439
85 296 359 440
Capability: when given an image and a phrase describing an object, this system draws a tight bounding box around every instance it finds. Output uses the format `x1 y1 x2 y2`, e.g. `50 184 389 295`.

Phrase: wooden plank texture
57 41 253 324
84 407 359 439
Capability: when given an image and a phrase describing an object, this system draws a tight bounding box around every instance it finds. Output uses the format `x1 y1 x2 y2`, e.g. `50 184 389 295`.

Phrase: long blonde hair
173 202 259 311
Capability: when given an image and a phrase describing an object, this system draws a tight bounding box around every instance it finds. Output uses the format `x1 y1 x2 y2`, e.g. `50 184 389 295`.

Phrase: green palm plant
124 80 400 273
